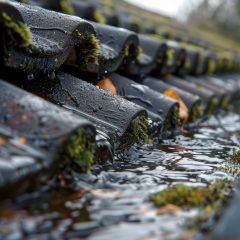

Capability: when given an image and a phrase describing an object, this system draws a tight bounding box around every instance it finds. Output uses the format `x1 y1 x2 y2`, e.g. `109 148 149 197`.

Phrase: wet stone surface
1 110 240 239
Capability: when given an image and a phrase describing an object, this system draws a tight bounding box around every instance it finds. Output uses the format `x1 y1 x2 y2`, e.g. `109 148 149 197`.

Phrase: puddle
0 110 240 239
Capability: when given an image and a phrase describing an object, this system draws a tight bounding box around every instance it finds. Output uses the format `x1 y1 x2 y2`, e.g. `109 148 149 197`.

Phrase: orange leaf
21 114 28 121
0 209 16 220
0 137 6 146
97 78 117 95
18 137 27 144
163 90 189 124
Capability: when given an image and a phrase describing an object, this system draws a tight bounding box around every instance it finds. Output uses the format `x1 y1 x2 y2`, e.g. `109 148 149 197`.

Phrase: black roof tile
0 79 96 190
1 1 98 77
0 0 240 189
110 73 180 130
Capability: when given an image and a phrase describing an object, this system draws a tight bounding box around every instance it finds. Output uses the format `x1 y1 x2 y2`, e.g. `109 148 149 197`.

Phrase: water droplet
27 73 34 81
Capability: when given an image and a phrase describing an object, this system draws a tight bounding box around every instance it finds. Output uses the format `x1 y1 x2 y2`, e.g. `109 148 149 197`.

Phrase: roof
0 0 239 189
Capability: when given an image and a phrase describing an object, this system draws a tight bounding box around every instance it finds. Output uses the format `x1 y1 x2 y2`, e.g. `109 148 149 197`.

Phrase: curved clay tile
0 79 96 190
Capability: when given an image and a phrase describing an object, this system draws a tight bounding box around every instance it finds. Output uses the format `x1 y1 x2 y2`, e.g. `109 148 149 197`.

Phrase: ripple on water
1 111 240 239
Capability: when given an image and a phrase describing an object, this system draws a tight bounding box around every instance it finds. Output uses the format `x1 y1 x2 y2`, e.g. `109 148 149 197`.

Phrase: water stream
1 110 240 240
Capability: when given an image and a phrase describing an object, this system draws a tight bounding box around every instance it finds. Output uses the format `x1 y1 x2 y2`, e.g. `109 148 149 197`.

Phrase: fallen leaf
97 78 117 95
21 114 28 121
18 137 27 144
163 90 189 124
0 137 6 145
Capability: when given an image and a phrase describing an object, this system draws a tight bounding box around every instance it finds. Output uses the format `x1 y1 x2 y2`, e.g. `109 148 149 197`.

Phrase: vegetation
93 10 106 24
75 31 100 66
150 181 234 208
185 0 240 46
189 103 203 122
0 12 32 48
63 128 95 172
161 105 181 131
206 97 218 115
131 115 149 145
59 0 74 15
231 149 240 162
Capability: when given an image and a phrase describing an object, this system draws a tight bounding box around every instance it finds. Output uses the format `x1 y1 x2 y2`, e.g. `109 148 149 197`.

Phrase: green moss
93 10 106 24
123 44 142 60
220 95 229 108
0 12 32 48
231 149 240 162
166 105 181 130
205 96 218 115
153 42 174 67
102 0 113 13
59 0 74 15
131 115 149 145
184 57 191 70
189 103 203 122
208 59 216 74
147 33 164 40
123 44 129 57
63 128 95 172
172 105 181 127
117 115 150 150
180 42 203 53
166 48 174 64
149 180 235 236
75 31 100 66
150 181 234 208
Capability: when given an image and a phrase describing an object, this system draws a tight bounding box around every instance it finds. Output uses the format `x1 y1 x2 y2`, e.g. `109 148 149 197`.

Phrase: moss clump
205 97 218 115
164 105 181 130
123 45 142 59
189 103 203 122
208 59 216 74
123 44 129 57
93 10 106 24
184 57 191 71
220 95 229 108
231 149 240 162
131 115 149 145
172 105 181 127
150 181 234 208
63 128 95 172
118 115 149 151
76 31 100 66
166 48 175 64
147 33 164 41
59 0 74 15
0 12 32 48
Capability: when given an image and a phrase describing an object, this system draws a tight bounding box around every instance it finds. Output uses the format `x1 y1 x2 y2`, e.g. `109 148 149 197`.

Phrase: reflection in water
0 111 240 239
